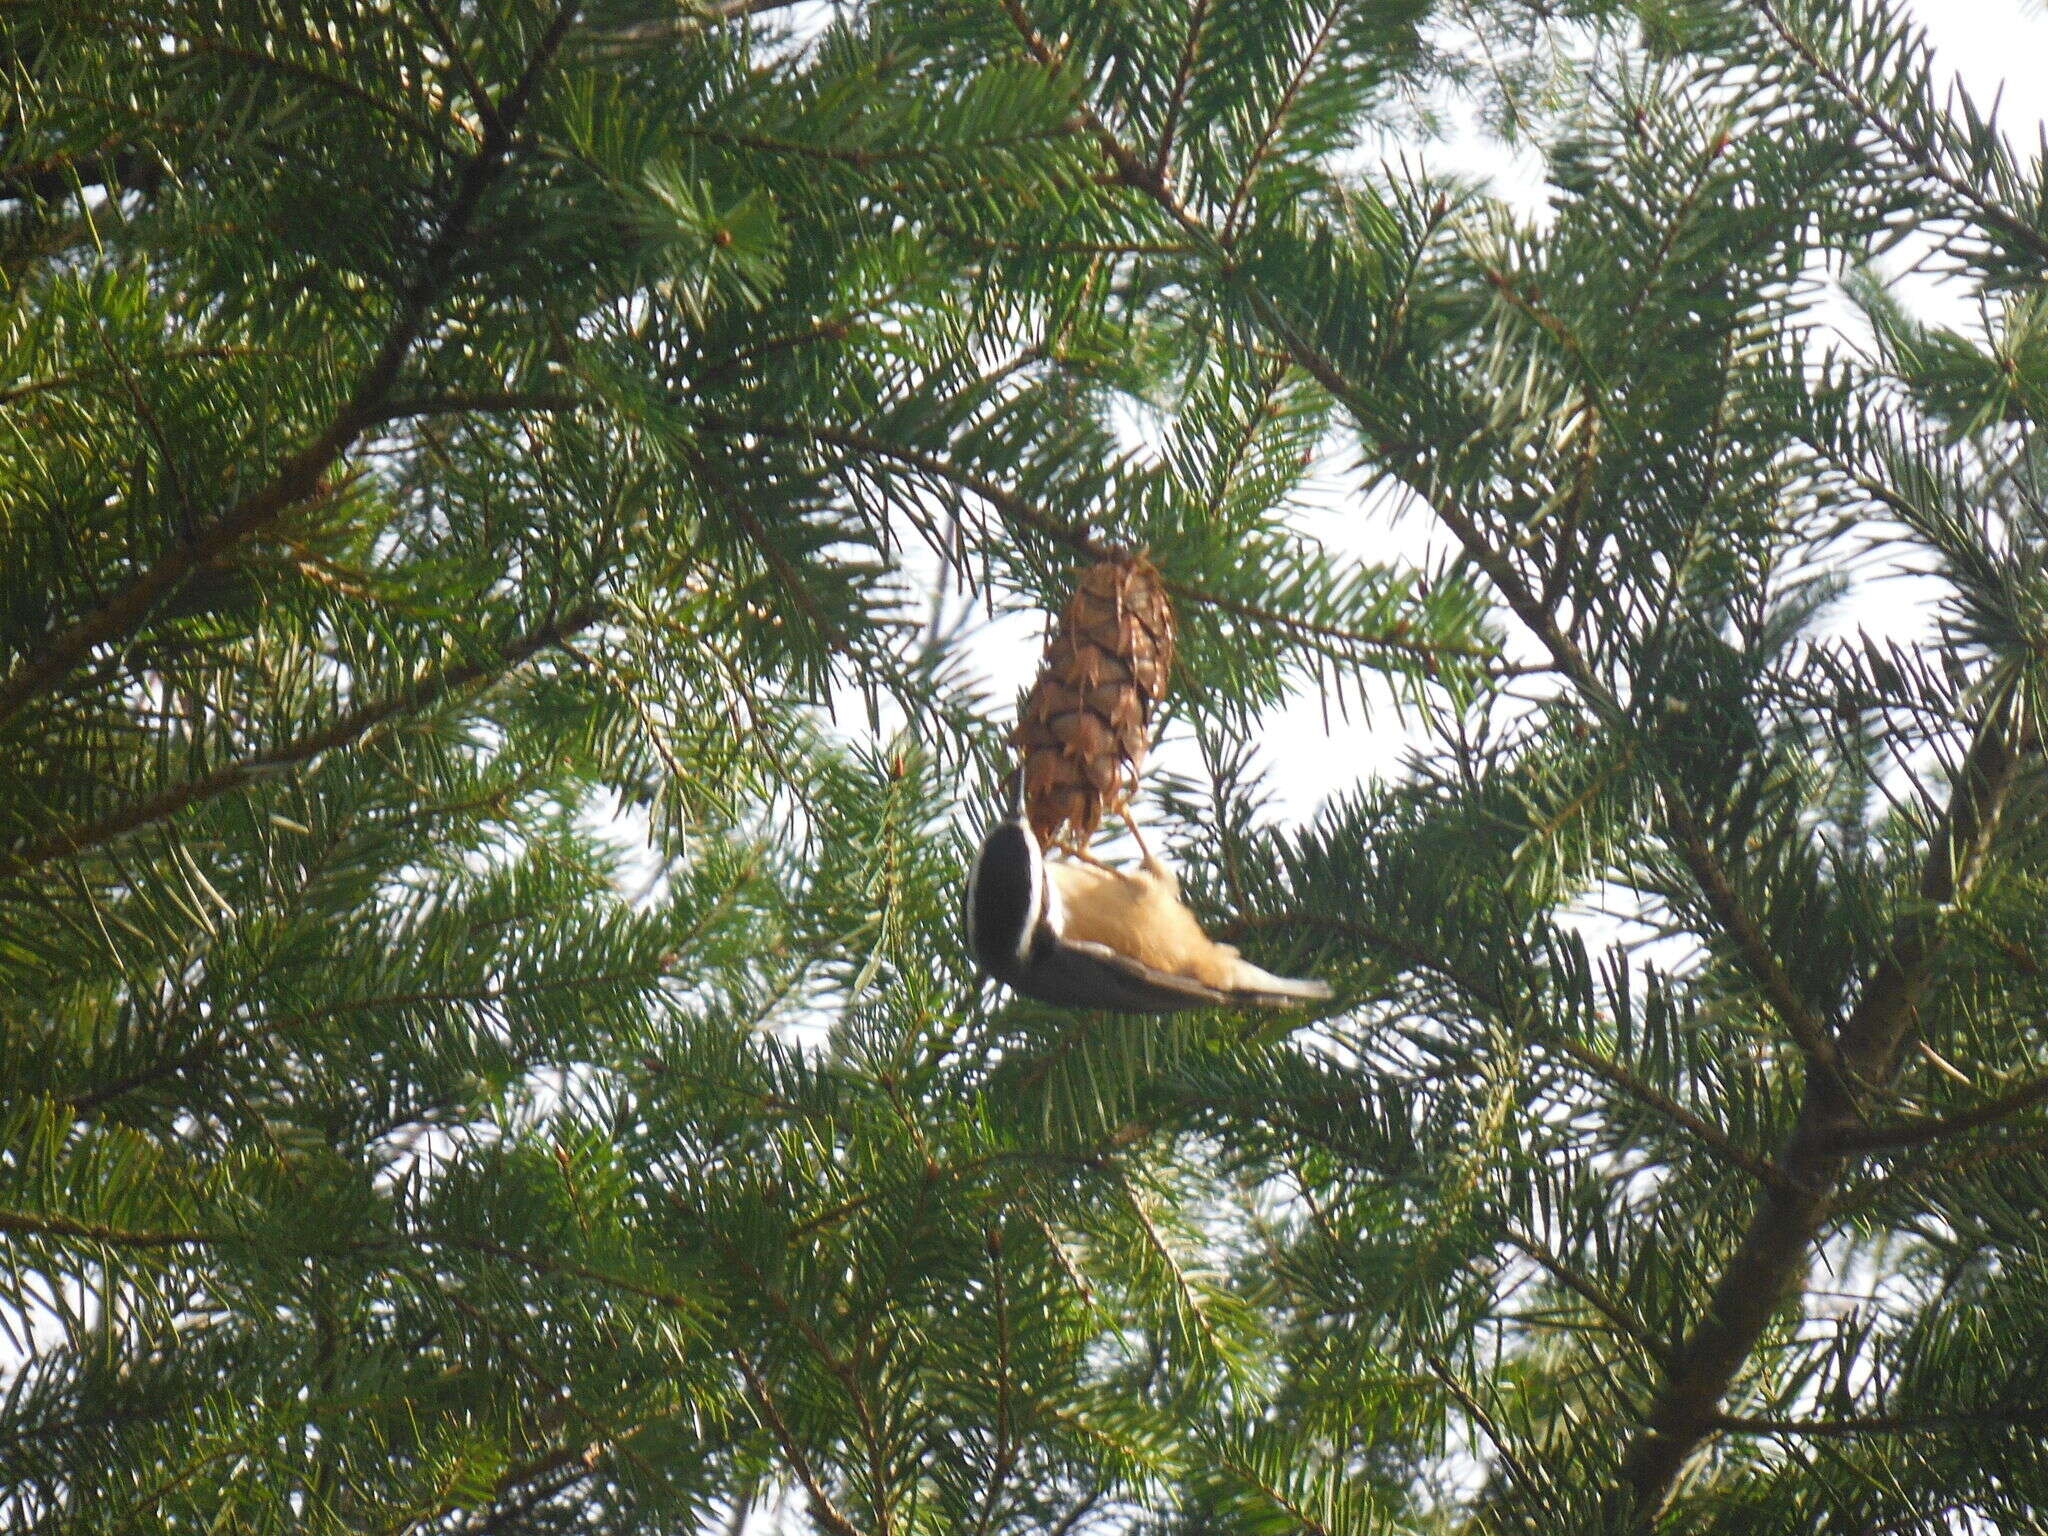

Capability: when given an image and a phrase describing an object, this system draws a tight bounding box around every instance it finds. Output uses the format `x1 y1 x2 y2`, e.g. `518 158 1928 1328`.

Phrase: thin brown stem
683 448 852 654
1749 0 2048 268
66 961 651 1117
1827 1071 2048 1153
1504 1227 1674 1368
732 1355 869 1536
1712 1405 2048 1438
1661 796 1839 1069
0 1209 215 1249
411 0 506 142
372 390 584 422
1151 0 1213 184
1220 0 1347 241
0 143 166 204
1230 910 1791 1189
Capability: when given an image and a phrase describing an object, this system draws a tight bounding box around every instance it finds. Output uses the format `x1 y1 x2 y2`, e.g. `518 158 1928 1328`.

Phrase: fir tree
4 1 2047 1532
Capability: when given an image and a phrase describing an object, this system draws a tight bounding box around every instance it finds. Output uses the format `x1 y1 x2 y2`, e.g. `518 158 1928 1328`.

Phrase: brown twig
1231 910 1792 1190
0 1208 215 1249
1504 1227 1675 1368
1748 0 2048 269
1826 1071 2048 1153
1151 0 1214 186
65 957 648 1117
1220 0 1347 241
731 1354 869 1536
1712 1405 2048 1438
0 143 166 204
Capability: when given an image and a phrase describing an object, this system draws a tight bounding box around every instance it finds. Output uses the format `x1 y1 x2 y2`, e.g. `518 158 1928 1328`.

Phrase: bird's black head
965 786 1043 983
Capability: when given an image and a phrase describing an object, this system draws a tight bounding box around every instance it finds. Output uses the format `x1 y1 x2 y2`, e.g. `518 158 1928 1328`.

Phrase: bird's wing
1065 938 1330 1011
1040 936 1236 1012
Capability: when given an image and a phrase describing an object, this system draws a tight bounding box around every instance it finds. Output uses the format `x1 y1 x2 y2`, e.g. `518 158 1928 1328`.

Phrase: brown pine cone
1012 554 1176 850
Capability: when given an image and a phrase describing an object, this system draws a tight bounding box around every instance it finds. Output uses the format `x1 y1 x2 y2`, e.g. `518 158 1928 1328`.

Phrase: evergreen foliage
4 0 2047 1531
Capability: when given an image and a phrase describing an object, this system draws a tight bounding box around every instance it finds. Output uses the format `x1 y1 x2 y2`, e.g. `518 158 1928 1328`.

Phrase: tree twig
1826 1071 2048 1153
1504 1227 1675 1368
1712 1405 2048 1438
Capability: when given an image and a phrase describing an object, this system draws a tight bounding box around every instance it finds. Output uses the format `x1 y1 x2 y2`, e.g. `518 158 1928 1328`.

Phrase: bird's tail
1225 957 1333 1007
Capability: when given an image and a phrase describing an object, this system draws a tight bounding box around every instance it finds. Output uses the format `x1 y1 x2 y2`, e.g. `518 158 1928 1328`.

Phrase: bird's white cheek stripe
1014 869 1043 968
1031 866 1063 964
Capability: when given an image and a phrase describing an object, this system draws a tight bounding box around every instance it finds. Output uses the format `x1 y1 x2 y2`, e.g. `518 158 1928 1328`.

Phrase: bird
965 776 1332 1013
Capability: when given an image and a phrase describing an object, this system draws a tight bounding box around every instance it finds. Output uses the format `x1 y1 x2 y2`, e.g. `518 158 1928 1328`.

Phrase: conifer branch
928 227 1201 257
177 36 452 145
1252 288 1845 1080
1419 1350 1543 1508
1826 1121 2048 1217
971 1254 1018 1536
682 448 853 655
696 318 860 387
1504 1227 1674 1367
0 346 286 407
1151 0 1214 185
732 1354 869 1536
427 1236 710 1317
699 413 1498 664
1546 1037 1796 1194
1220 0 1349 240
670 120 1076 166
583 0 812 48
1658 797 1840 1069
709 1232 893 1532
1237 911 1790 1188
1 603 603 876
0 1213 713 1327
1215 1452 1337 1536
0 143 166 205
697 0 807 17
65 955 653 1116
372 391 585 422
0 2 582 732
1620 704 2028 1518
412 0 507 144
1826 1070 2048 1152
0 1209 215 1248
1748 0 2048 268
1712 1405 2048 1437
462 1465 600 1536
1201 360 1292 521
